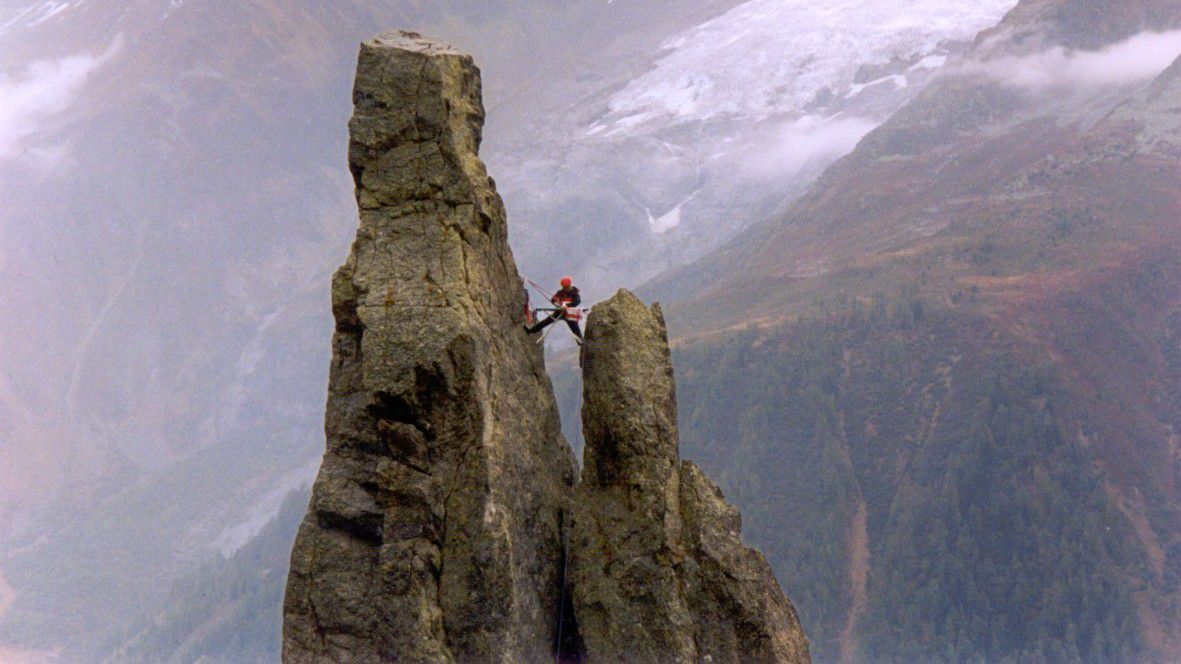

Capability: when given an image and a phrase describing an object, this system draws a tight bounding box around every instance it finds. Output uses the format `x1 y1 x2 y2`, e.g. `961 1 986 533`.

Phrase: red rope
523 276 552 300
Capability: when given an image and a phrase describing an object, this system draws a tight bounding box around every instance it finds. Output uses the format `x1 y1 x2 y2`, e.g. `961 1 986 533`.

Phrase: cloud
0 40 121 161
965 30 1181 89
729 115 879 179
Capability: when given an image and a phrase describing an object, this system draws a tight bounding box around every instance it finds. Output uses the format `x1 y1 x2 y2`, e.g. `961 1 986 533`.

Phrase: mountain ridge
646 0 1181 659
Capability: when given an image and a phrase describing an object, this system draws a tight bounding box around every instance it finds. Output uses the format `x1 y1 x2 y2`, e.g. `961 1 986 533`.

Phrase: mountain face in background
0 0 1020 660
650 0 1181 661
496 0 1020 292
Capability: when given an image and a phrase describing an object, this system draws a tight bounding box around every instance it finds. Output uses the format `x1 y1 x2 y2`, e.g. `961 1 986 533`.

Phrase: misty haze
2 1 1180 662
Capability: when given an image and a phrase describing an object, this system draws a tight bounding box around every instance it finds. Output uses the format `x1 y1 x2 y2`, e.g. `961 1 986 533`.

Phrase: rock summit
283 31 810 664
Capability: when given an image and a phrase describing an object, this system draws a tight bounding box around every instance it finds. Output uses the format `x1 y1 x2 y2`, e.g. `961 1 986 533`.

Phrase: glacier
598 0 1020 133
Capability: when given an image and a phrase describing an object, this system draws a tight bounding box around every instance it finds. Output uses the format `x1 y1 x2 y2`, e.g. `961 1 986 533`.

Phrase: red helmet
560 276 573 288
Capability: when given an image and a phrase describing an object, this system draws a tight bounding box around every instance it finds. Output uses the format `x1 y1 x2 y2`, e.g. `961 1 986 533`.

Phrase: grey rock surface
282 31 576 663
283 32 810 664
571 290 811 664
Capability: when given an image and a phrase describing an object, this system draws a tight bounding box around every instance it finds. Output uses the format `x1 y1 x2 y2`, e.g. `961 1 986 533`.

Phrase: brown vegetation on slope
654 1 1181 660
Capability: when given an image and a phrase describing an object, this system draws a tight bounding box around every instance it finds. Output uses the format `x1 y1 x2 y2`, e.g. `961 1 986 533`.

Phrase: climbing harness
523 275 588 344
533 306 588 323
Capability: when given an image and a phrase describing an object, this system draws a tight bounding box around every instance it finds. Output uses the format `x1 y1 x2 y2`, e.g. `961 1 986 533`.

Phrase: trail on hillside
838 499 869 664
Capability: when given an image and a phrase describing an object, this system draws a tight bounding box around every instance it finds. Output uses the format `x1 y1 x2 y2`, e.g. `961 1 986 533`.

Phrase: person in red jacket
526 276 584 341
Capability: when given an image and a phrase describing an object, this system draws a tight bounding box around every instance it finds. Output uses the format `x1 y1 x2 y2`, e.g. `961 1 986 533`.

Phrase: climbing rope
524 276 553 302
536 317 557 345
554 513 572 663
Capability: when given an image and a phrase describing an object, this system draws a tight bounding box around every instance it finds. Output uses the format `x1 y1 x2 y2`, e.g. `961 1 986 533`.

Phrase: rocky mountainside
283 32 809 663
0 1 1021 657
0 0 1123 659
646 0 1181 661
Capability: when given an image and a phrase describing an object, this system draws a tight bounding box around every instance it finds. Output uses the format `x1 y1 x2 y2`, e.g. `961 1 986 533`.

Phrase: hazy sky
11 0 1180 656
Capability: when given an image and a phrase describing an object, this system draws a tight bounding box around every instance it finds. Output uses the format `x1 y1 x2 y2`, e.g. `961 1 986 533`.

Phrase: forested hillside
110 491 308 662
648 0 1181 660
674 296 1165 661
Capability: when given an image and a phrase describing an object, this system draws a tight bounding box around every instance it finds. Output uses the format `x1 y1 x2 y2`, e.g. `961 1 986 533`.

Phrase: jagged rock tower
284 31 810 664
282 32 576 662
572 291 811 663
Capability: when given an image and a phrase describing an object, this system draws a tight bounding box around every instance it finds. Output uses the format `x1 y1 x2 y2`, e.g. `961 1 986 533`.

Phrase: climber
526 276 584 341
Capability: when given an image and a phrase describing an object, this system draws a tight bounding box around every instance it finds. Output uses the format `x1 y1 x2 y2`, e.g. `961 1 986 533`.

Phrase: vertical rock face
282 31 575 663
284 32 811 664
571 290 811 663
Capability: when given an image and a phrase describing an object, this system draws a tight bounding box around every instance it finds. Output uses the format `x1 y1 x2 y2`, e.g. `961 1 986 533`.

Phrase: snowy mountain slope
494 0 1019 297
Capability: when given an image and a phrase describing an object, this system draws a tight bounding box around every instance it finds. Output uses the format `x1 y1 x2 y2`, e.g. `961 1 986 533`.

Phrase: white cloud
0 39 120 161
965 30 1181 89
730 115 879 180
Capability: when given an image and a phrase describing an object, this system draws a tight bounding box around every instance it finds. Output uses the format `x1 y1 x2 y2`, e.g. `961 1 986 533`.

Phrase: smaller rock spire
580 290 679 486
571 289 811 663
